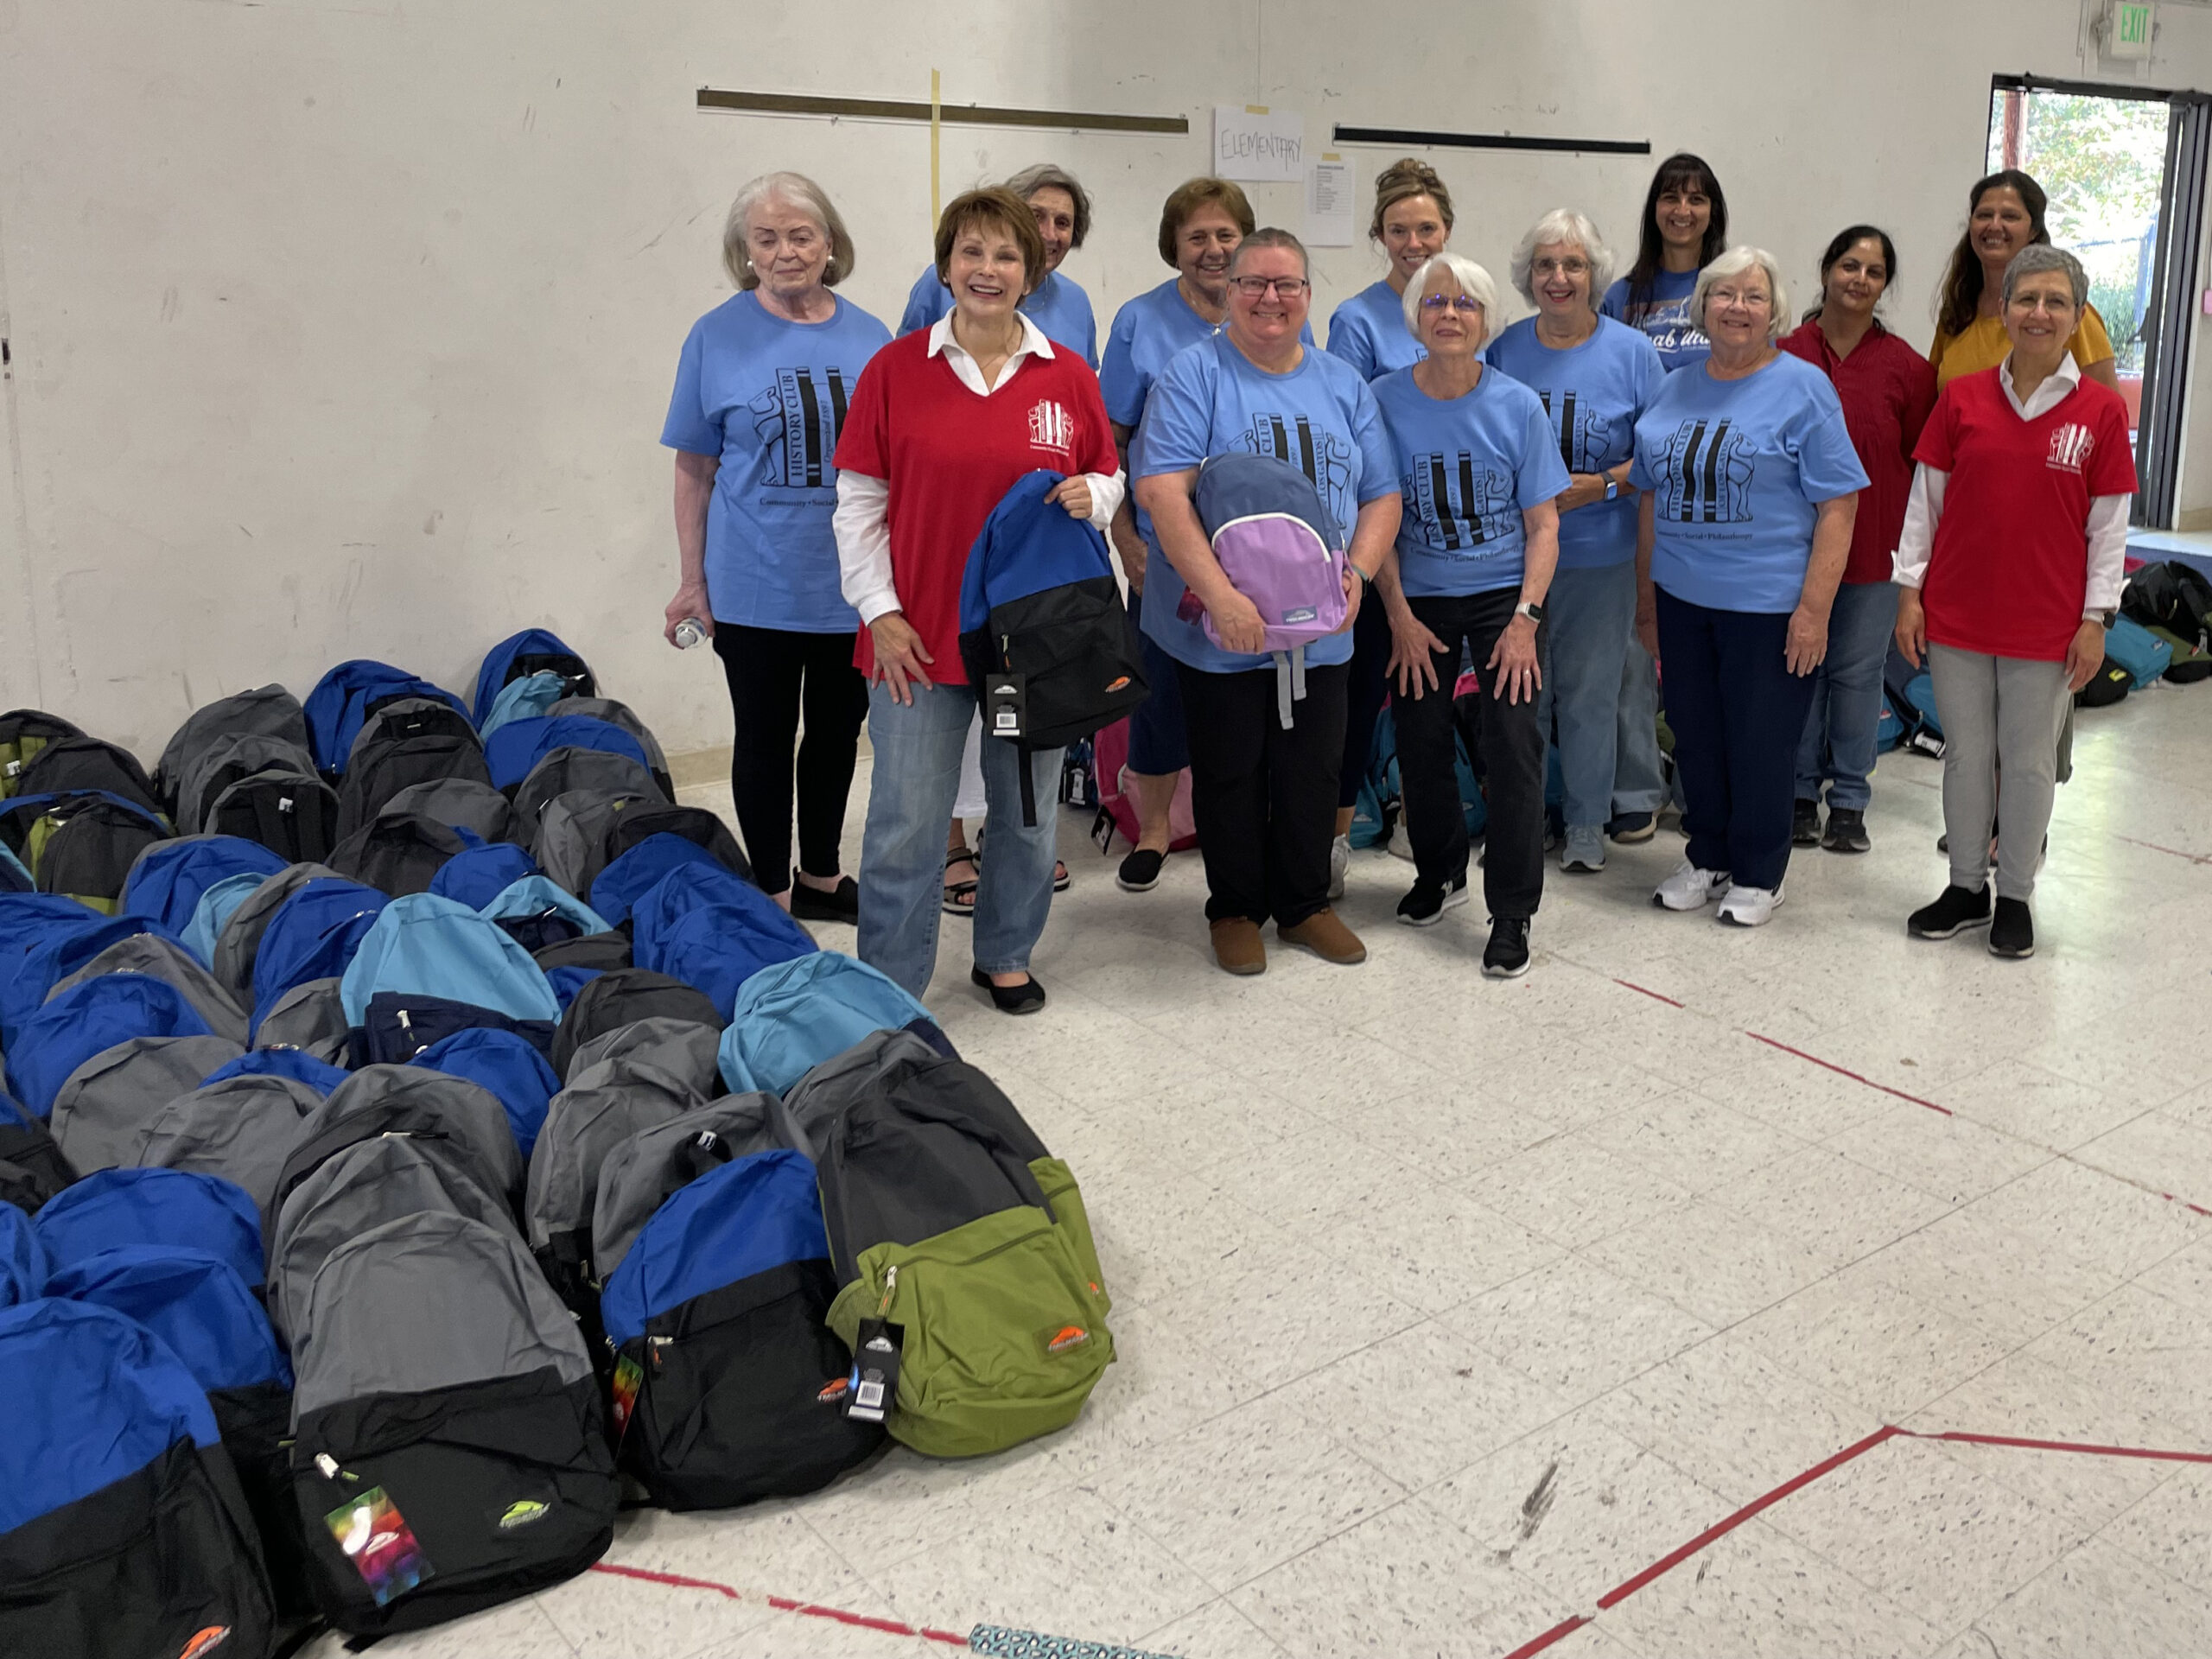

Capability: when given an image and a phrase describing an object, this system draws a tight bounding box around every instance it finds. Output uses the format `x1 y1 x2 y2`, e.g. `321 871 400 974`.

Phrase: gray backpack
532 789 652 896
380 777 515 843
526 1059 699 1313
156 687 310 818
563 1014 722 1093
546 697 671 786
134 1071 322 1211
269 1065 522 1238
513 751 665 846
252 976 350 1062
175 732 321 836
49 1033 245 1173
51 934 251 1045
588 1090 783 1282
211 861 340 1004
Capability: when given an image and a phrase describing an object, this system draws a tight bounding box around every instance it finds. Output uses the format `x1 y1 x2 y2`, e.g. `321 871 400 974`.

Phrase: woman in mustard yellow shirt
1929 169 2122 391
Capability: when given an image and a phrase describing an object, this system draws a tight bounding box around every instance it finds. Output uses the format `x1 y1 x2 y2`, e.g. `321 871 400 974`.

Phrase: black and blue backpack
473 629 596 728
120 836 289 936
410 1027 563 1160
302 660 469 778
631 862 816 1020
9 970 215 1119
485 716 653 792
249 878 389 1022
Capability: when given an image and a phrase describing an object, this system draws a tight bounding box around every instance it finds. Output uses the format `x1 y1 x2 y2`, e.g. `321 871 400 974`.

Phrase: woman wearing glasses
1134 230 1402 976
1372 255 1570 977
1630 248 1867 927
1486 211 1666 878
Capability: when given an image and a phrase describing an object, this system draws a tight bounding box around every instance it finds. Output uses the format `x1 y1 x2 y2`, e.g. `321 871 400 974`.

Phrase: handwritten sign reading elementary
1214 105 1305 182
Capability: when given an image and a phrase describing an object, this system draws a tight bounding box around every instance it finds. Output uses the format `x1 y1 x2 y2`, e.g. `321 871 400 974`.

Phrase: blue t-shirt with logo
897 265 1098 366
1372 366 1572 599
1326 279 1426 381
660 290 891 632
1135 334 1396 673
1600 267 1708 372
1628 353 1871 613
1484 316 1666 570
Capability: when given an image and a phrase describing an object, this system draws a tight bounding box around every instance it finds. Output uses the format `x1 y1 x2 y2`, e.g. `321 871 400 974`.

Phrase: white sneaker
1652 860 1730 912
1715 881 1785 926
1328 833 1350 900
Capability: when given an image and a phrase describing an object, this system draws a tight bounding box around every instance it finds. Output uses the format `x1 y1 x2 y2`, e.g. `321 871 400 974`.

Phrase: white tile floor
314 683 2212 1658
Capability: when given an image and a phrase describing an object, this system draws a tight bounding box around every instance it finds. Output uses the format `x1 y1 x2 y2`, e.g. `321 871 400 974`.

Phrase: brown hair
1369 156 1454 244
1936 170 2050 341
933 187 1050 295
1155 176 1256 267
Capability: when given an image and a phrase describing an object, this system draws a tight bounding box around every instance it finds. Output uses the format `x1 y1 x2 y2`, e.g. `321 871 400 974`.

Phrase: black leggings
1338 594 1394 810
712 624 868 894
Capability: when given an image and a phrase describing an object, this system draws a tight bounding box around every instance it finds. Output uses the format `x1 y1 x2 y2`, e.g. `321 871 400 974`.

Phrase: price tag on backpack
323 1485 433 1607
845 1318 903 1424
986 676 1027 741
609 1353 644 1447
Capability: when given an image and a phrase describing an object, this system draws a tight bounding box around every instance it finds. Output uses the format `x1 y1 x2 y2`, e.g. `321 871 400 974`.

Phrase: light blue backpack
337 890 562 1027
718 951 952 1096
479 670 569 740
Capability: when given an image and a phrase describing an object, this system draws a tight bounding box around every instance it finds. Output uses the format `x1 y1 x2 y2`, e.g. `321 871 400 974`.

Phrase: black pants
1655 587 1816 892
1337 595 1395 810
1396 589 1546 920
1175 659 1348 928
713 623 869 895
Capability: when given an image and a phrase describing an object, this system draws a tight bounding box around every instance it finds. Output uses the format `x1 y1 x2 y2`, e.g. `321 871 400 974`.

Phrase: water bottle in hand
673 617 707 650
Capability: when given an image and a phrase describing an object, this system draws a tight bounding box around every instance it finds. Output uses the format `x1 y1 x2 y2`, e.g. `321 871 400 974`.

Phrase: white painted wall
4 0 2211 757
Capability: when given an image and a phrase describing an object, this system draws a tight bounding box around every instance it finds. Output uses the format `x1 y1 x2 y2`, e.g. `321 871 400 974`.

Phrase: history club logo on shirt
1027 398 1076 458
1652 417 1756 523
1535 390 1614 473
2047 422 2094 475
1408 451 1516 554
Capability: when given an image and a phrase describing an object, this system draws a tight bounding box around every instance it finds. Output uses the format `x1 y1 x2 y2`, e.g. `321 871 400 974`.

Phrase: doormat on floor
968 1625 1182 1659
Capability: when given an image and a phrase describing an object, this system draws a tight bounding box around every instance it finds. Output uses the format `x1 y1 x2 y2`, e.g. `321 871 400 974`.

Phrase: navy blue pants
1337 595 1395 810
1656 587 1817 892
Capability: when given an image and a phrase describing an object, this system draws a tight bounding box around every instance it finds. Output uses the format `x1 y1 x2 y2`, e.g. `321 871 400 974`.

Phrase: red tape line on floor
1745 1032 1953 1116
588 1560 969 1646
1612 978 1684 1008
1498 1613 1592 1659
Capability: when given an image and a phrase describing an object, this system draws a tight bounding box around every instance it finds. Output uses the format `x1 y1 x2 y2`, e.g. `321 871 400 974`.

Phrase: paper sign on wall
1305 156 1353 246
1214 105 1304 182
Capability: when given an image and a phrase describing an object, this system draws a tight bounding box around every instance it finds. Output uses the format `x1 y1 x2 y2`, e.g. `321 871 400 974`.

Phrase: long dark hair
1936 169 2049 341
1802 224 1900 322
1622 152 1728 319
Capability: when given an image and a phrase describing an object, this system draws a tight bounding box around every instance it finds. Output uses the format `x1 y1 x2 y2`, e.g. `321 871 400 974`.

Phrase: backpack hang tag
845 1318 903 1423
986 676 1027 741
608 1352 644 1447
322 1484 433 1607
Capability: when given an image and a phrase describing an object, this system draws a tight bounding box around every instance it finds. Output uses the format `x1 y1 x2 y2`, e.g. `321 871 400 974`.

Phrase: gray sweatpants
1929 644 2071 901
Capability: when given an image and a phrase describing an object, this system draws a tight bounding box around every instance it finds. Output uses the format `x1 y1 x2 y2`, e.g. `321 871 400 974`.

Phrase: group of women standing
659 149 2138 1013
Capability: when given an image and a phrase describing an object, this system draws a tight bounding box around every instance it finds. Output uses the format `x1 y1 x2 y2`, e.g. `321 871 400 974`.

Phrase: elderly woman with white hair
1630 246 1868 927
1372 253 1570 976
661 170 889 921
1487 210 1667 876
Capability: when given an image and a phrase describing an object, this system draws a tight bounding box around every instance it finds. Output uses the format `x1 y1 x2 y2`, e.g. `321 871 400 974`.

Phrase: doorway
1986 76 2212 528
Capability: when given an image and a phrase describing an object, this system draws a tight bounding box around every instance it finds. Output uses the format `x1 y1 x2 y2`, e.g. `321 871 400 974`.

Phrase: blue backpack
250 876 388 1018
546 964 603 1010
410 1026 561 1159
10 972 213 1118
354 988 557 1066
481 874 609 954
303 659 469 776
0 1299 276 1656
0 907 175 1049
590 832 722 928
337 891 562 1027
181 869 269 967
719 952 952 1096
480 670 569 739
48 1243 290 1395
120 836 288 935
428 839 542 910
600 1147 880 1508
33 1166 264 1287
203 1046 348 1095
632 863 816 1020
472 628 595 726
0 1202 44 1304
485 715 652 791
2105 613 2174 689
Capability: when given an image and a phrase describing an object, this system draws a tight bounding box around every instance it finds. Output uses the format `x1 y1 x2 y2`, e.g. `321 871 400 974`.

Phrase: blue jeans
858 682 1064 999
1794 580 1898 813
1540 560 1647 831
1614 628 1667 817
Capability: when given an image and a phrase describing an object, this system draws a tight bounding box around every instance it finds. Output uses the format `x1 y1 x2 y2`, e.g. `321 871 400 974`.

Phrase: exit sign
2110 0 2155 60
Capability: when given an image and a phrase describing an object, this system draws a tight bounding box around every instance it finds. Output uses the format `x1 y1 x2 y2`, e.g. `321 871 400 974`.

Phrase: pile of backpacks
0 629 1116 1657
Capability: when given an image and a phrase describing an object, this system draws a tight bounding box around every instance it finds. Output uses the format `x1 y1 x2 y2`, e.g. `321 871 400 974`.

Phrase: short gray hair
1230 226 1310 277
1510 211 1615 307
2003 243 2089 308
1691 246 1790 341
1003 162 1093 248
722 171 855 290
1401 252 1505 346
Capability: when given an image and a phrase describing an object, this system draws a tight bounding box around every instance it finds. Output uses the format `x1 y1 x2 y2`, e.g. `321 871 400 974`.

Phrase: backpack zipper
875 1262 899 1318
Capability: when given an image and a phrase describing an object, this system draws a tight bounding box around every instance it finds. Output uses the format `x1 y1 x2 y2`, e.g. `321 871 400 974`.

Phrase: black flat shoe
970 966 1046 1014
789 874 860 924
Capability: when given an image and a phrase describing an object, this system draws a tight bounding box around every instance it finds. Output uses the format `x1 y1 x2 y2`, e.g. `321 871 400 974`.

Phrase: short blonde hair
722 171 855 290
1691 246 1790 341
1401 252 1504 346
1510 211 1615 307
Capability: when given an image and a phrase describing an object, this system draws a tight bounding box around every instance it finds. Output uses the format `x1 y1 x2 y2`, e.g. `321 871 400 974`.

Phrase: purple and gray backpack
1186 450 1348 726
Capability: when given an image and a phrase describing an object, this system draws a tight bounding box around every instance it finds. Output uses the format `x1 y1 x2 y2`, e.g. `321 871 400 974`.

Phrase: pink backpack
1089 718 1198 853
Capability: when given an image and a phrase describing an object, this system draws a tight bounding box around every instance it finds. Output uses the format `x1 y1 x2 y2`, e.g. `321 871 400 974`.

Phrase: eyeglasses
1530 257 1590 277
1707 286 1771 310
1419 294 1484 313
1230 276 1310 297
2006 293 2077 315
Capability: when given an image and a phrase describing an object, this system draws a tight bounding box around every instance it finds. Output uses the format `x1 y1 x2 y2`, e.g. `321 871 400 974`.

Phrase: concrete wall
4 0 2210 757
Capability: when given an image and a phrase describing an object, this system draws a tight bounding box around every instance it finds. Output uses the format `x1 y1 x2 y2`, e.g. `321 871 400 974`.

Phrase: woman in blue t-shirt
896 163 1097 365
1373 254 1569 978
1134 230 1402 977
1599 153 1728 372
1629 248 1868 927
660 172 889 921
1488 210 1667 878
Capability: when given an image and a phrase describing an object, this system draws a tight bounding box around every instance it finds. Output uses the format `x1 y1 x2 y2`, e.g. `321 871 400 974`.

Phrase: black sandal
942 845 979 917
973 826 1071 893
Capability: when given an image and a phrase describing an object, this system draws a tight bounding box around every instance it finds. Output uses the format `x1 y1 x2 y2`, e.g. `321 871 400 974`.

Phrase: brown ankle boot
1278 907 1367 965
1209 917 1268 976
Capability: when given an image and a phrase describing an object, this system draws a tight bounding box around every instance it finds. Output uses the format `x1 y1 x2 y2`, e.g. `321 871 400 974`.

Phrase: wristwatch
1514 601 1546 624
1604 477 1620 502
2088 608 2117 626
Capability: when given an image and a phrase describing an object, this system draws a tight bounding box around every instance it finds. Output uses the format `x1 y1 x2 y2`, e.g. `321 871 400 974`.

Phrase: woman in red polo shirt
1895 245 2134 960
831 188 1122 1012
1779 226 1936 855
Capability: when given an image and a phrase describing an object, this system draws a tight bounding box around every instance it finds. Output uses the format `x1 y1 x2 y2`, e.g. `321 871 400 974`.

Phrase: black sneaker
1116 847 1166 893
789 874 859 924
1482 916 1531 978
1606 810 1656 843
1907 884 1992 939
1821 807 1870 854
1395 876 1470 926
1792 798 1821 846
1989 897 2035 959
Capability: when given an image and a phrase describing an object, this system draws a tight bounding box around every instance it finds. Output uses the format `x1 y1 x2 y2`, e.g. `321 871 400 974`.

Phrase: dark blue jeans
1655 587 1818 892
